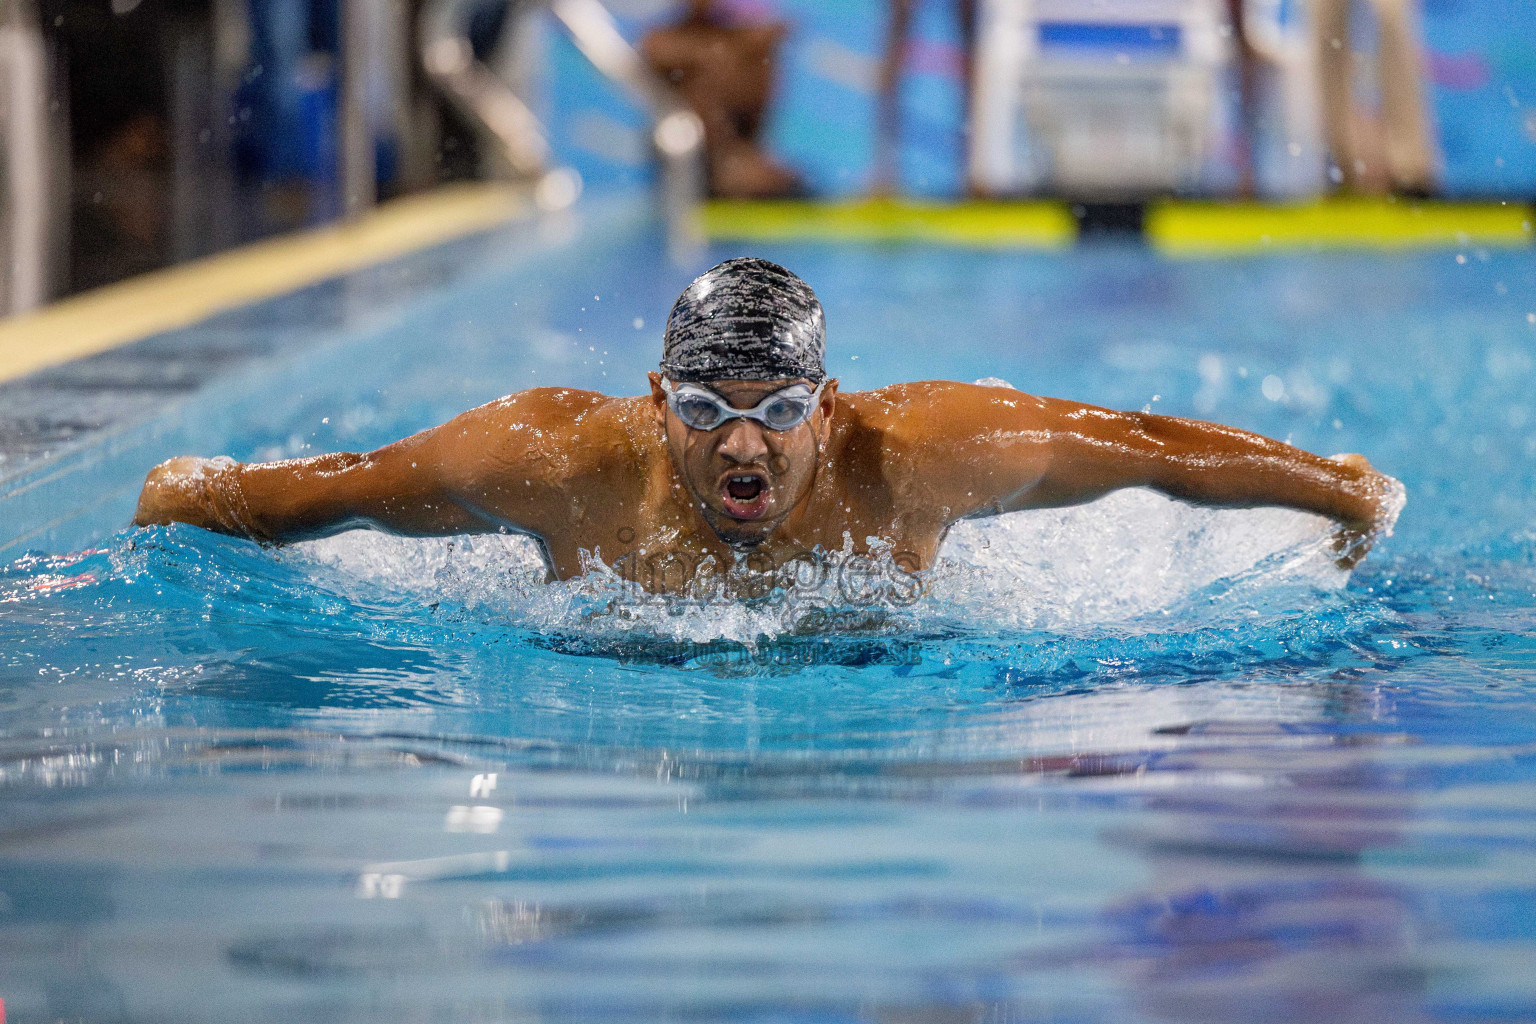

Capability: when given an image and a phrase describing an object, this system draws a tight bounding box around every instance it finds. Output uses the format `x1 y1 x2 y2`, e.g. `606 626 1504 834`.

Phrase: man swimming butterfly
134 257 1400 591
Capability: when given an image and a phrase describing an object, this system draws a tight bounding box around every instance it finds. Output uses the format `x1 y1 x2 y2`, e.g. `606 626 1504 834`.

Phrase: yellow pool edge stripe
0 182 531 385
1147 197 1534 254
703 198 1078 249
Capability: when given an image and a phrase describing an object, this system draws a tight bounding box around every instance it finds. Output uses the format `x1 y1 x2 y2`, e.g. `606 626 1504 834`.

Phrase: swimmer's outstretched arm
131 446 494 543
907 383 1398 555
132 387 608 543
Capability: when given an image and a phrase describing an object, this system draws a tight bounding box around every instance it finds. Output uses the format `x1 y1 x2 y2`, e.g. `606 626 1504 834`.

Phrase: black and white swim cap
660 257 825 383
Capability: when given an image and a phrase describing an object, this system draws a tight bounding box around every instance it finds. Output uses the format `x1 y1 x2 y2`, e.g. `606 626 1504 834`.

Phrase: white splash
294 486 1387 643
938 489 1345 629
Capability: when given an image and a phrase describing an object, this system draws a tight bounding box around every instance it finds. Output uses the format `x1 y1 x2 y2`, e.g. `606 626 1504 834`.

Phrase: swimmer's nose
716 417 770 464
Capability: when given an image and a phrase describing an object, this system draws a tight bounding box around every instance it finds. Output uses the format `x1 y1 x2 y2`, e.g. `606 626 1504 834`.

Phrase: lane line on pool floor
0 183 531 386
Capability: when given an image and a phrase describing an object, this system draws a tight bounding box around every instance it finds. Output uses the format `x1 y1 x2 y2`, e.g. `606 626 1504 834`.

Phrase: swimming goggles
660 378 826 432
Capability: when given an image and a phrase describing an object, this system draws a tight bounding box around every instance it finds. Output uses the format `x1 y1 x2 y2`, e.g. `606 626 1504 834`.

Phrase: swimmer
134 257 1400 590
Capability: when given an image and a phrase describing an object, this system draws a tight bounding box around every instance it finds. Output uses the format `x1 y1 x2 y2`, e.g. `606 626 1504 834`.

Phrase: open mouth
719 471 771 520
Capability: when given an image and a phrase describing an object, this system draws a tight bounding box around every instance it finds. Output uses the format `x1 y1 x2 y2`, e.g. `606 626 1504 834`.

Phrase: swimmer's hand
1326 453 1403 570
133 455 259 538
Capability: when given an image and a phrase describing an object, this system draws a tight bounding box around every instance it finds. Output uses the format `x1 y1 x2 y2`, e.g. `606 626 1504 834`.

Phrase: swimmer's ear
647 371 668 427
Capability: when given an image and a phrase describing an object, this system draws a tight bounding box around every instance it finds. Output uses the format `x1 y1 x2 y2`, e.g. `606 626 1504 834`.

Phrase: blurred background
0 0 1531 314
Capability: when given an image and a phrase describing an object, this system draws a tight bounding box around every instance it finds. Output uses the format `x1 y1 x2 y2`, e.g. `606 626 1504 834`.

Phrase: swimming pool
3 202 1535 1022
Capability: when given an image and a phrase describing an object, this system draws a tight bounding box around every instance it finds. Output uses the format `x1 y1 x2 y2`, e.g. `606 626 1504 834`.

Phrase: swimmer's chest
541 500 942 587
534 452 942 585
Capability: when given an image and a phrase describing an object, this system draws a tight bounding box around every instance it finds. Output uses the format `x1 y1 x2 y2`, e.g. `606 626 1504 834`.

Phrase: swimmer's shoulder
478 386 610 421
449 387 640 433
439 387 655 471
840 380 1049 442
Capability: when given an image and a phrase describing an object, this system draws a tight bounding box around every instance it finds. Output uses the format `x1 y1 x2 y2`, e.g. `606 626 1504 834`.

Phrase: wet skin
134 377 1399 589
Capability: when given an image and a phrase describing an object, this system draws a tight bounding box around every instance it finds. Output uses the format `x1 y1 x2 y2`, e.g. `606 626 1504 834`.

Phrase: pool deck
0 184 549 555
0 184 531 486
0 183 529 386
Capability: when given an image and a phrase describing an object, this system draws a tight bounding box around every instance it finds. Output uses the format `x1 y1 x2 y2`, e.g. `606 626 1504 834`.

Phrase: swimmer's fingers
1326 456 1382 569
1327 452 1406 542
1329 523 1375 571
134 457 210 525
134 456 248 536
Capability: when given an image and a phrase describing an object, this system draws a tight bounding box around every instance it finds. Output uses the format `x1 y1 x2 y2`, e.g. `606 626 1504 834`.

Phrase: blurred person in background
239 0 343 225
1225 0 1261 197
876 0 977 196
640 0 803 198
1311 0 1437 194
51 0 193 290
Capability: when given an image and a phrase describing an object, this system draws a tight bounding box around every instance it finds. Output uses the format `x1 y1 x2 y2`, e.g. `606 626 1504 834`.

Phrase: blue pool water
3 207 1536 1022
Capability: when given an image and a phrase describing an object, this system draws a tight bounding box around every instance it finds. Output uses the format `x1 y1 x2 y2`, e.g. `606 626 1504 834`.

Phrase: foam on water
0 498 1410 754
291 487 1385 646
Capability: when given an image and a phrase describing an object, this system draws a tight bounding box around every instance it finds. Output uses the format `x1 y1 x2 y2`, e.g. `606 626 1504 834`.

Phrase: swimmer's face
649 371 838 548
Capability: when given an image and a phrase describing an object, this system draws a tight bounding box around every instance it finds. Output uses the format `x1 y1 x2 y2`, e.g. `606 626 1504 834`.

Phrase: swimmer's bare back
133 380 1400 585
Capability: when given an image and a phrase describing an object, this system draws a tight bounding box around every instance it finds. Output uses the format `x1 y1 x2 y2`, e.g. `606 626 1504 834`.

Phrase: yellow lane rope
1147 197 1533 255
704 196 1533 254
703 198 1079 249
